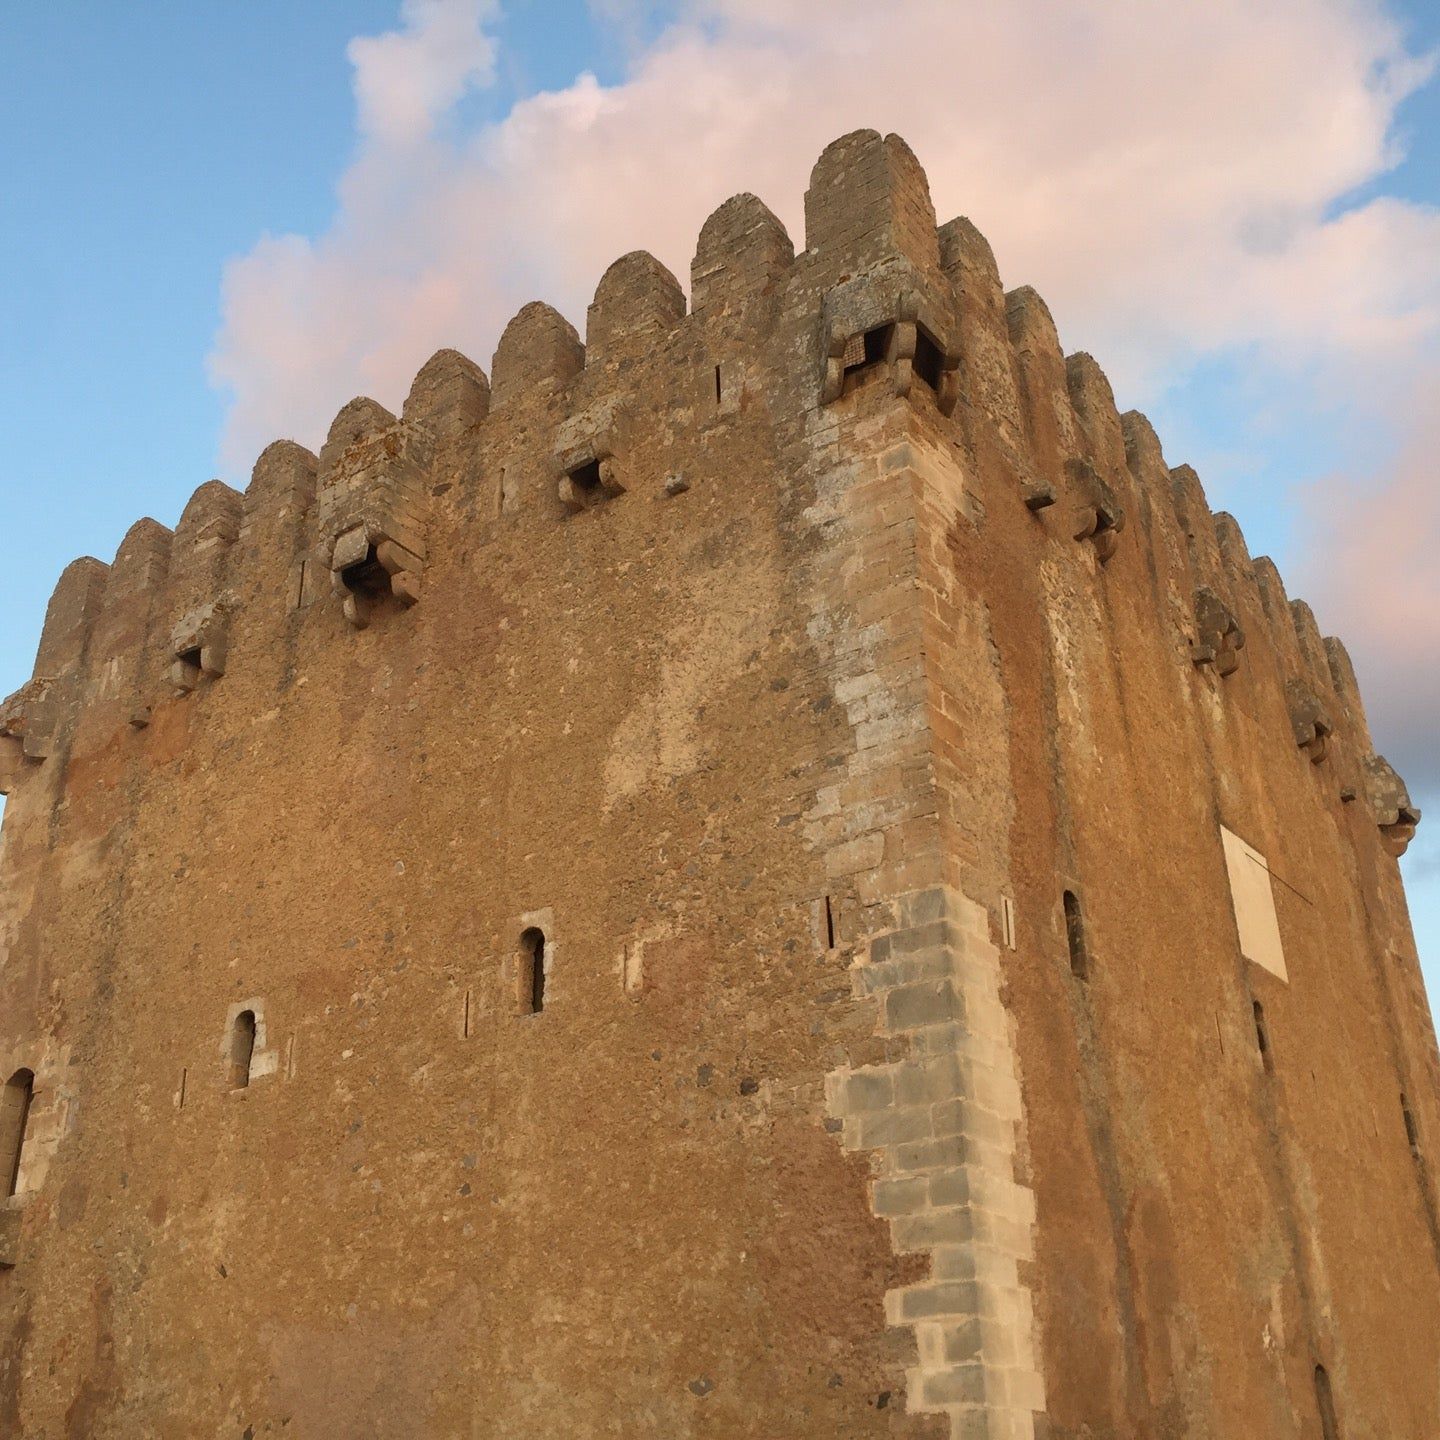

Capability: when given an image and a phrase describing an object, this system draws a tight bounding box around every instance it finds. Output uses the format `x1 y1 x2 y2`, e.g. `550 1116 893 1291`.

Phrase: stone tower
0 131 1435 1439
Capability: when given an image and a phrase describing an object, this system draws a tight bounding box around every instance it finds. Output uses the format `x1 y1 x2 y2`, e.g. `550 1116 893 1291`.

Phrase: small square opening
176 646 202 672
914 327 944 392
567 459 604 497
340 544 391 601
841 324 894 394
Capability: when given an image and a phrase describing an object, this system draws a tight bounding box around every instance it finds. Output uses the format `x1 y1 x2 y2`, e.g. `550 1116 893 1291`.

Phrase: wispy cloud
348 0 501 146
207 0 1440 791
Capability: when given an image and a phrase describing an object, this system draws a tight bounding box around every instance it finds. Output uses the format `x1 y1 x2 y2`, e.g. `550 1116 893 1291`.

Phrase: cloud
1295 379 1440 795
207 0 1440 785
347 0 500 146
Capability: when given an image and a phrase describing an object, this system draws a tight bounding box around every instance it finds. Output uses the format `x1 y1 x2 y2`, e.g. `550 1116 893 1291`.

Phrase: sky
0 0 1437 1001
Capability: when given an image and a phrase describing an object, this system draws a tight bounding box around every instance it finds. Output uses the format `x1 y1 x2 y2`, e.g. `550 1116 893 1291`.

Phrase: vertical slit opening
2 1068 34 1198
1314 1364 1340 1440
824 895 836 950
229 1010 257 1090
520 928 546 1015
1403 1093 1420 1156
178 1067 188 1109
1063 890 1089 979
714 364 722 405
462 988 471 1039
1253 1001 1273 1072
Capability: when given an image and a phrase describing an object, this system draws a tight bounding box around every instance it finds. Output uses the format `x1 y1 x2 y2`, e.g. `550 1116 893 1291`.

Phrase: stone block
885 979 963 1032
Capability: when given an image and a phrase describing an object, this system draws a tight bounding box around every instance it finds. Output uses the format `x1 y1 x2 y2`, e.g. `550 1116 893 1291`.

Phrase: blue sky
1 0 1437 1001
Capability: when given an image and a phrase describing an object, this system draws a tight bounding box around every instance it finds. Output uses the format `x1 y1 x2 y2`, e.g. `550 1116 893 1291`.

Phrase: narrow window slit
229 1010 257 1090
714 365 722 405
178 1067 188 1109
462 988 472 1040
1314 1364 1341 1440
1403 1093 1420 1157
519 928 546 1015
1253 1001 1273 1072
824 895 836 951
2 1068 34 1198
1063 890 1089 979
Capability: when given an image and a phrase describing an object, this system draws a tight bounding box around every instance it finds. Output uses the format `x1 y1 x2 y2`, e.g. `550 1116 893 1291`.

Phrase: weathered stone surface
0 130 1433 1440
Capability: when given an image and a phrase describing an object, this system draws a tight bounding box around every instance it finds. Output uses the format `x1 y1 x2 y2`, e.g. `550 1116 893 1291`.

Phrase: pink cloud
347 0 500 146
1295 381 1440 793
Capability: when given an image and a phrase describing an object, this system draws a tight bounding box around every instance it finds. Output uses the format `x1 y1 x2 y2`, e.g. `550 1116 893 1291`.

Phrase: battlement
0 130 1416 857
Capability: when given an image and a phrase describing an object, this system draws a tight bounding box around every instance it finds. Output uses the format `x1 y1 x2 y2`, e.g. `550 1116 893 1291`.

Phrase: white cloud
207 0 1440 788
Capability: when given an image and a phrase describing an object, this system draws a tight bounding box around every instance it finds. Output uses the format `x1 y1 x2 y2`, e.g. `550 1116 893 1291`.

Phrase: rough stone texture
0 129 1436 1438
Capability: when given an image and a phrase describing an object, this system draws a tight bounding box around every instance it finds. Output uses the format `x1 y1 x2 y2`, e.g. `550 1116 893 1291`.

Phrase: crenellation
1212 518 1330 762
316 395 397 481
1063 352 1129 486
1288 597 1335 693
402 347 490 438
1252 556 1302 666
164 481 245 694
1167 464 1249 680
1324 629 1420 847
691 193 793 321
1004 286 1085 507
805 130 941 276
31 555 109 682
490 300 584 409
3 556 109 764
76 518 174 732
1119 409 1165 483
1321 634 1372 748
317 404 432 626
585 251 686 366
939 218 1030 471
245 439 318 516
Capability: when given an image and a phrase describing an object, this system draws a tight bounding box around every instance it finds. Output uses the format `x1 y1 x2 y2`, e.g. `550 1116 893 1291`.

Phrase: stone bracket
169 600 232 694
555 445 625 514
0 734 23 796
329 524 425 630
1065 458 1124 563
1364 753 1420 857
1191 587 1245 676
1286 679 1333 764
1 678 58 762
554 398 631 514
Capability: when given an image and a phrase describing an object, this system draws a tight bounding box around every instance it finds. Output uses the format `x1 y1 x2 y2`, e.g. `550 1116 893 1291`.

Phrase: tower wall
0 131 1435 1439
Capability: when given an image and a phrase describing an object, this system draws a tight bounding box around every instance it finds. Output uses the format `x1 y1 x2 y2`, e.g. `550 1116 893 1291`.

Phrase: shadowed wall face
0 131 1435 1440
